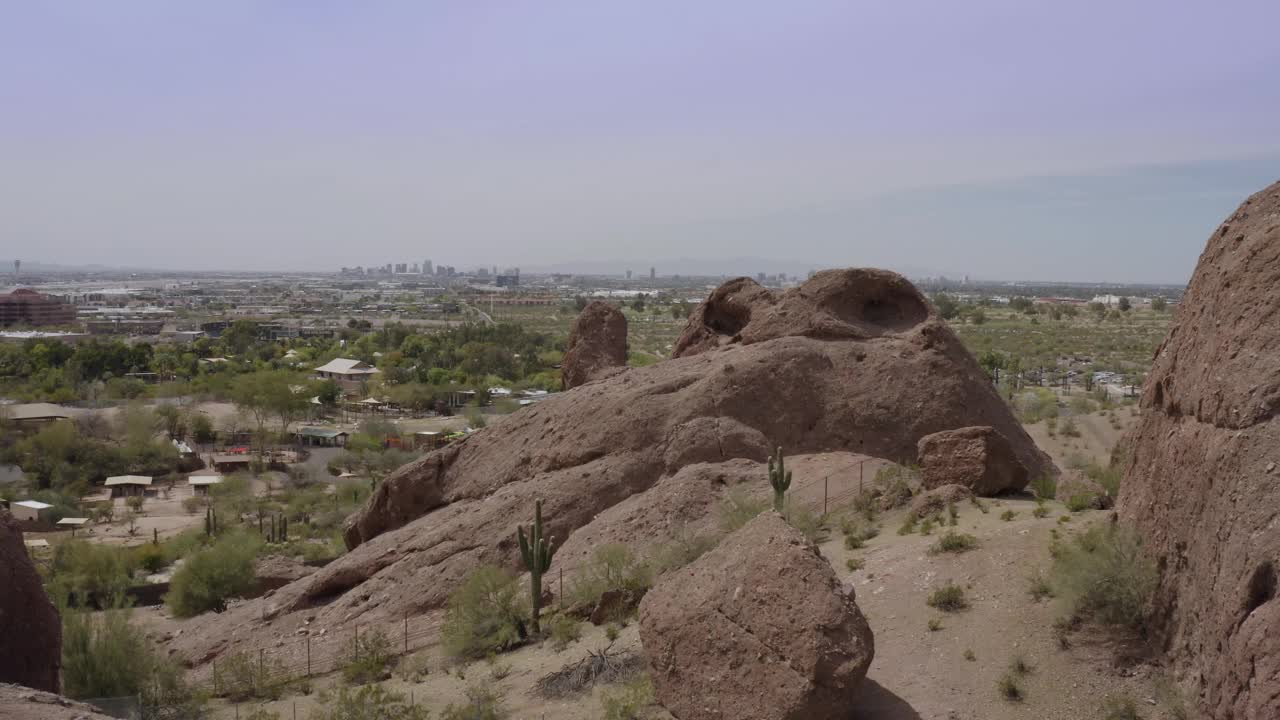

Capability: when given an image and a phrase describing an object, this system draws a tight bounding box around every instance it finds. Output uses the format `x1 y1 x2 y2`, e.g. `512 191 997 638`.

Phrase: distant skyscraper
411 263 419 273
649 267 655 280
423 260 433 275
626 269 632 280
12 259 18 281
756 272 766 283
492 265 498 276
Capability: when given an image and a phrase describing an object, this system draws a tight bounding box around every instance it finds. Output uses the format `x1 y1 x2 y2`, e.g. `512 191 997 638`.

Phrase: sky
1 1 1278 283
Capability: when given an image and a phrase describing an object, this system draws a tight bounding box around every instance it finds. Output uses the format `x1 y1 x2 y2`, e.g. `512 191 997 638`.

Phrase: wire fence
185 460 881 700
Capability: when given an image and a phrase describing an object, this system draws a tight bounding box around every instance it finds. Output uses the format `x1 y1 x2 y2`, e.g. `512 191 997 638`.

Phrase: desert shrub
970 496 989 514
166 532 259 617
1060 417 1081 437
947 502 959 526
963 648 976 661
1101 693 1141 720
547 613 582 651
215 650 286 701
1009 654 1033 675
601 675 656 720
567 544 652 613
845 556 865 572
783 500 827 543
47 540 135 608
844 534 865 550
343 628 395 684
245 708 281 720
873 464 917 509
1065 493 1097 512
927 618 943 632
648 529 719 576
919 517 935 536
997 672 1025 702
839 514 879 542
605 622 622 642
394 652 432 683
442 565 526 659
441 683 507 720
1000 510 1017 521
63 606 199 711
126 494 145 512
717 490 769 533
1051 524 1155 630
1032 502 1050 519
926 583 968 612
311 684 430 720
929 531 978 555
135 542 167 574
1027 571 1054 601
1029 475 1057 500
896 515 918 535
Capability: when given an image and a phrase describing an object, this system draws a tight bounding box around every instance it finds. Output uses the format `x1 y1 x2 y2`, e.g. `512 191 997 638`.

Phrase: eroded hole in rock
1244 561 1276 617
821 283 929 331
704 300 751 337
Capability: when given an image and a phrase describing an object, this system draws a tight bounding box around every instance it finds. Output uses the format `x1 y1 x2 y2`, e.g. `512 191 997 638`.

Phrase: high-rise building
423 260 433 275
649 267 656 280
626 269 632 280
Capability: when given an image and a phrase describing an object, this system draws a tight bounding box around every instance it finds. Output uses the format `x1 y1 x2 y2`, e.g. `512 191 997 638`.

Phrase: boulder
255 555 318 594
0 511 61 693
166 269 1053 669
917 426 1029 495
639 512 874 720
910 483 973 519
0 683 115 720
561 300 628 389
1118 181 1280 720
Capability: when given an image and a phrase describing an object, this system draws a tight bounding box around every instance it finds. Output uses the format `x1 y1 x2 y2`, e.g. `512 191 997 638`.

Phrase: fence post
306 635 311 677
354 624 359 659
558 567 564 610
823 476 828 516
213 659 219 696
258 648 265 692
404 615 409 654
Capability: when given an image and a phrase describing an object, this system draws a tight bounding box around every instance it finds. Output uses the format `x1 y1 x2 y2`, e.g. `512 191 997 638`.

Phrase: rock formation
168 268 1053 668
639 511 874 720
1119 180 1280 720
909 483 973 519
0 511 61 693
0 684 115 720
917 425 1029 494
561 300 628 389
1055 472 1111 510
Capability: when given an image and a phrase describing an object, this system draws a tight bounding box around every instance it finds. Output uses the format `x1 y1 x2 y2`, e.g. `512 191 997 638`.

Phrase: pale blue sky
1 1 1277 281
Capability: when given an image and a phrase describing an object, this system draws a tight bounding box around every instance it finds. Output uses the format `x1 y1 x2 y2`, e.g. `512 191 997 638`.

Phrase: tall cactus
768 446 792 513
517 499 556 635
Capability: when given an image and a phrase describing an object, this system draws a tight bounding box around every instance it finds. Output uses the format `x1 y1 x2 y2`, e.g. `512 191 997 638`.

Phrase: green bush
442 683 507 720
1027 571 1054 601
896 515 918 535
717 490 769 533
997 672 1025 702
845 556 865 572
1051 524 1155 630
926 583 968 612
1029 475 1057 500
547 613 582 651
929 531 978 555
782 500 827 544
1065 493 1097 512
1101 693 1141 720
311 684 430 720
1032 502 1050 519
648 530 719 576
63 606 199 712
343 628 394 684
601 676 656 720
166 532 259 617
47 540 135 607
442 565 526 660
567 544 652 614
216 650 286 701
1000 510 1017 521
135 543 167 574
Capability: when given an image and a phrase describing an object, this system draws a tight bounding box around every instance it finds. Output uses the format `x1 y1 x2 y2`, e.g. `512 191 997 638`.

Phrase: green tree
931 293 959 320
1151 296 1167 312
166 533 259 616
1118 296 1132 312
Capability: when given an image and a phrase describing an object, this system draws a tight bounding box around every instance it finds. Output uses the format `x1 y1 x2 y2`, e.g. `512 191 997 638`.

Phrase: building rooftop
104 475 153 486
13 500 53 510
315 358 379 375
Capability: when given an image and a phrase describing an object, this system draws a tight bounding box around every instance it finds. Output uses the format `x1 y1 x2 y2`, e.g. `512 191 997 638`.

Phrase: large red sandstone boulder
561 300 628 389
1119 181 1280 720
639 512 873 720
164 269 1053 669
0 511 61 693
917 426 1029 495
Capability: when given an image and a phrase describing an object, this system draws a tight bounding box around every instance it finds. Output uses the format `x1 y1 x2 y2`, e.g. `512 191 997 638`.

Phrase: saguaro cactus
769 446 792 513
518 499 556 635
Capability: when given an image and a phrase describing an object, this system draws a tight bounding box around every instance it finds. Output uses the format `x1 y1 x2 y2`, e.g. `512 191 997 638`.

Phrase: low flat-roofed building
296 427 349 447
3 403 72 430
11 499 53 522
0 289 76 327
56 517 89 535
104 475 152 497
188 475 224 494
314 358 380 383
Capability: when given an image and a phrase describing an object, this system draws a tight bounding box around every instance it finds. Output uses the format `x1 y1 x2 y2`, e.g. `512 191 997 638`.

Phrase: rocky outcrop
917 426 1029 495
1056 472 1111 510
561 300 628 389
166 269 1053 668
1119 181 1280 720
0 684 115 720
255 555 317 593
0 511 61 693
639 512 874 720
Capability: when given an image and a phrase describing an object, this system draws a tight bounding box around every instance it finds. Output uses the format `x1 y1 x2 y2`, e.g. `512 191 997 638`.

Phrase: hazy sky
2 1 1278 282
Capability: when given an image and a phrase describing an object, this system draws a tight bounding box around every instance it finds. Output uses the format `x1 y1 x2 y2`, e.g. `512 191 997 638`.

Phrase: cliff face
0 511 62 693
1118 181 1280 720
